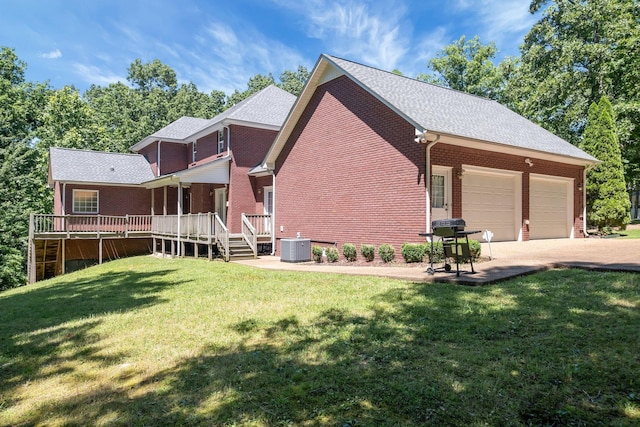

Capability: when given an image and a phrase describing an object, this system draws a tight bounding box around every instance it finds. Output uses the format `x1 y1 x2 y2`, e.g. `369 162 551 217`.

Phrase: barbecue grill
420 218 480 277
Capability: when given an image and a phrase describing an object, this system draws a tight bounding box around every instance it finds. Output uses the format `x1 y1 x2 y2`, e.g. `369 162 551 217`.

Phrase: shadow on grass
4 269 640 426
0 268 178 409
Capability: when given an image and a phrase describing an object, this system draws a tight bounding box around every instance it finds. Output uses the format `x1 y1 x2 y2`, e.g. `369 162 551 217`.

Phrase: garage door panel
462 172 517 241
530 178 570 239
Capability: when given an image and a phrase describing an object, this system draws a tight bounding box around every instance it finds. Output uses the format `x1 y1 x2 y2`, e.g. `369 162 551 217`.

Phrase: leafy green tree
127 58 177 94
0 47 51 289
278 66 309 96
417 35 514 101
512 0 640 187
581 96 630 230
227 73 276 106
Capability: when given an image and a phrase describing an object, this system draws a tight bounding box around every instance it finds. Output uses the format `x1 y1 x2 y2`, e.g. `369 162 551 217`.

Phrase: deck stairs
225 234 256 261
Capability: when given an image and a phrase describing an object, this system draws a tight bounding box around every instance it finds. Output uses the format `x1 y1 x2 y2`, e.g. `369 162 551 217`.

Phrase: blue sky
0 0 538 95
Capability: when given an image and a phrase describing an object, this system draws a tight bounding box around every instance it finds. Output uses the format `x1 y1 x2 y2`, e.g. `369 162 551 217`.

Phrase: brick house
33 85 295 281
262 54 599 255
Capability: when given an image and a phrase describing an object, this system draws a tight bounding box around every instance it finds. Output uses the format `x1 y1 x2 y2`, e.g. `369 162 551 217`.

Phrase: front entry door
431 166 452 222
215 188 227 224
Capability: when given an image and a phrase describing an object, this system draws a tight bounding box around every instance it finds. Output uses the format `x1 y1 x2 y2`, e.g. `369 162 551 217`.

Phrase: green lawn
1 257 639 426
619 227 640 239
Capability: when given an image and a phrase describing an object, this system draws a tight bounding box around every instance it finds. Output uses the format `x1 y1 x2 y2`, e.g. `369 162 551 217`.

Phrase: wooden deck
28 213 272 283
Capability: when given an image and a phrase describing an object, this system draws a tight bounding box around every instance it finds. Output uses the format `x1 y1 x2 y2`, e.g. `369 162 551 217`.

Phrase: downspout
270 170 276 255
424 134 441 236
157 140 162 177
62 182 67 215
582 166 589 237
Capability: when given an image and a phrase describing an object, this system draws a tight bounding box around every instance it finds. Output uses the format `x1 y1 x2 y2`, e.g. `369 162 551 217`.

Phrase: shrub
361 244 375 262
468 239 481 260
311 245 324 263
378 244 395 263
342 243 357 262
326 246 339 263
424 241 444 263
401 243 427 263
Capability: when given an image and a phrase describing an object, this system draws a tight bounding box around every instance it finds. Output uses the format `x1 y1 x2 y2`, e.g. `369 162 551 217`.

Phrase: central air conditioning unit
280 238 311 262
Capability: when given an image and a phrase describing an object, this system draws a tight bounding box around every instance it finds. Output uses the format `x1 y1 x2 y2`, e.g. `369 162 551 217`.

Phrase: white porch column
177 182 182 257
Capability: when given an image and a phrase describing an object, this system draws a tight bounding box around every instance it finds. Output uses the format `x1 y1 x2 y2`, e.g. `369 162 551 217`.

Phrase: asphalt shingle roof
204 85 296 128
325 55 597 162
150 117 210 140
49 147 156 185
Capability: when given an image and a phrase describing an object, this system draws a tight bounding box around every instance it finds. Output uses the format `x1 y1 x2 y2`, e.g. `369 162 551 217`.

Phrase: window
73 190 99 213
192 141 197 163
431 175 445 208
218 129 225 153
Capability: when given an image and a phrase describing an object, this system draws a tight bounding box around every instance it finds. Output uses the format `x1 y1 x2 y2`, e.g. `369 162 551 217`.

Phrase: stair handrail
214 213 229 261
241 213 258 257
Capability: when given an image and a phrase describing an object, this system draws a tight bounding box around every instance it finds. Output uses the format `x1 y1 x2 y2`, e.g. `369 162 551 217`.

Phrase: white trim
215 187 227 224
72 189 99 214
431 165 452 221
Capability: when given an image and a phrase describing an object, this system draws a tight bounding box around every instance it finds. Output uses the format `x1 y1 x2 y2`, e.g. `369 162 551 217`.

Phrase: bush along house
28 85 296 282
262 54 599 257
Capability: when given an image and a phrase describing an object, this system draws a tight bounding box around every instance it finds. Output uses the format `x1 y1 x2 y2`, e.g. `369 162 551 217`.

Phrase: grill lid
432 218 466 230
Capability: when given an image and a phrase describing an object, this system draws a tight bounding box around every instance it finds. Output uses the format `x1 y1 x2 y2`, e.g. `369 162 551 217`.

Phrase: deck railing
29 213 266 262
244 214 272 236
241 214 257 256
32 214 153 236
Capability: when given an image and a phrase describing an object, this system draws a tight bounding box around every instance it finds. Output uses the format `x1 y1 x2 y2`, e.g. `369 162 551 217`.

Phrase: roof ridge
323 53 497 103
50 147 144 157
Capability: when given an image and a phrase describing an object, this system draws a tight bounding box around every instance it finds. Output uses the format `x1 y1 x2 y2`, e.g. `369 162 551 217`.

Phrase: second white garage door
462 168 520 241
529 175 572 239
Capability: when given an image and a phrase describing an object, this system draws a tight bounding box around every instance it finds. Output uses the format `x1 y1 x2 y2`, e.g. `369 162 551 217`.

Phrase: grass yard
619 228 640 239
1 257 639 426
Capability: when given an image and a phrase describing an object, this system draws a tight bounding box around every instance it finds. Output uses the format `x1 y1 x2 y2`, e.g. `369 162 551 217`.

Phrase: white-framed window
431 175 445 208
218 129 225 153
192 141 197 163
73 189 99 214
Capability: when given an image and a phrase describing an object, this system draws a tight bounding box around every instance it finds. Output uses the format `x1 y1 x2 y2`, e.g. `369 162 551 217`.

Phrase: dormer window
218 130 225 153
192 141 197 163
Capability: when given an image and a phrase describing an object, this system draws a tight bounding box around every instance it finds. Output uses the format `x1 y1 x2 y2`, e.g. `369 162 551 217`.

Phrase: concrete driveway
235 237 640 285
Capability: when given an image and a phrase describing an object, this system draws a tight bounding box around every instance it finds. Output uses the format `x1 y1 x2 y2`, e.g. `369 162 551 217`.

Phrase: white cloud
41 49 62 59
270 0 410 71
452 0 535 55
72 63 126 87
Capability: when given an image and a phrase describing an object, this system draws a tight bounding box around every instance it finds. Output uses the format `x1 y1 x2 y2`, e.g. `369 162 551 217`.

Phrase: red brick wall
275 75 426 255
62 184 151 216
159 142 188 175
195 131 221 163
137 141 159 176
226 125 278 232
54 181 63 215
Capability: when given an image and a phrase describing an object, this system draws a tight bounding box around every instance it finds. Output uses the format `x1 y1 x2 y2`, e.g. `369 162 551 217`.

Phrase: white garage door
530 177 571 239
462 171 518 241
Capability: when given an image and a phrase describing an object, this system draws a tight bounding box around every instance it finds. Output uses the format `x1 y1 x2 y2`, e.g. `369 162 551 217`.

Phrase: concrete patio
234 236 640 285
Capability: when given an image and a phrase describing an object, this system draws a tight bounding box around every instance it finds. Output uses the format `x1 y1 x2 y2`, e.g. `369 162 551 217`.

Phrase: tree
417 35 514 101
0 47 51 289
581 96 630 230
278 66 309 96
227 73 276 106
512 0 640 187
127 58 177 94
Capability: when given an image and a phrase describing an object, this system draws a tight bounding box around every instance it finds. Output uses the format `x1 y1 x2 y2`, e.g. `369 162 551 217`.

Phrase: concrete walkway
234 237 640 285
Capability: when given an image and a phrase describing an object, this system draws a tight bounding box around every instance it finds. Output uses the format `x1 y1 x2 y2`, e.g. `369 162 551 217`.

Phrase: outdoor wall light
457 169 465 179
578 182 583 191
525 158 534 167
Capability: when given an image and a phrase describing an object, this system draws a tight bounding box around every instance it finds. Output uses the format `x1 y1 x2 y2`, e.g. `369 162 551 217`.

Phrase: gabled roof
264 54 598 167
149 116 211 141
49 147 156 186
131 85 296 152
